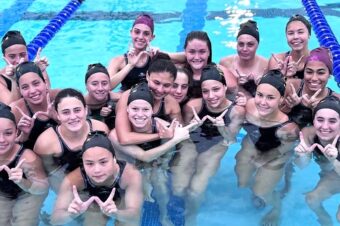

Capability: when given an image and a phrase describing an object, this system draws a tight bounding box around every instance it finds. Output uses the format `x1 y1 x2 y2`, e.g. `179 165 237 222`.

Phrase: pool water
1 1 340 226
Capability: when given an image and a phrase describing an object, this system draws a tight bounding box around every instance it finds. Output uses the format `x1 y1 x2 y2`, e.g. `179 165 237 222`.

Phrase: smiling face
0 118 17 157
86 72 110 102
127 99 153 130
130 23 154 51
56 96 88 132
304 60 330 92
286 21 309 52
314 109 340 142
254 83 282 117
237 34 258 61
19 72 47 105
170 71 189 103
201 79 227 109
146 71 173 100
3 44 28 66
82 146 115 185
185 39 210 71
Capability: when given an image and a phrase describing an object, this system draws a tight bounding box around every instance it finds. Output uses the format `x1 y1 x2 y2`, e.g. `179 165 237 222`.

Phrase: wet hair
184 31 212 64
82 130 115 158
0 102 16 124
200 65 226 85
1 30 26 54
15 61 45 86
286 14 312 35
313 95 340 119
85 63 110 84
128 81 154 106
258 69 286 96
305 46 333 74
54 88 86 111
147 58 177 80
151 51 171 63
132 13 154 33
237 20 260 43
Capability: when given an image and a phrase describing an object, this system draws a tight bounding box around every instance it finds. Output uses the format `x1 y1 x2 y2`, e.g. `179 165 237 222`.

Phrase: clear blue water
1 1 340 226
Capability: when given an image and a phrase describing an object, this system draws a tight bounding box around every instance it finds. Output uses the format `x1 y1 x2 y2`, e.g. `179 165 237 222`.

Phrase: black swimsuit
120 53 151 91
0 145 27 199
22 101 58 149
87 94 116 130
191 100 234 153
152 98 171 122
81 160 126 202
0 74 12 91
243 120 291 152
52 120 93 173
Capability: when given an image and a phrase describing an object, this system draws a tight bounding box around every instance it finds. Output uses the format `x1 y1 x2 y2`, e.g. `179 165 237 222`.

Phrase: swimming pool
1 0 340 225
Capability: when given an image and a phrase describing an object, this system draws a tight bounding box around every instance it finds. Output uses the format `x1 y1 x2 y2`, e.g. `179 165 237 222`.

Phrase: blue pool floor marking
176 0 208 51
0 0 36 37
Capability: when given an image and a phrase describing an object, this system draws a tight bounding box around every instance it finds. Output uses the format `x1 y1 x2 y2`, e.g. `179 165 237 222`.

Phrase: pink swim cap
133 13 154 33
306 47 333 74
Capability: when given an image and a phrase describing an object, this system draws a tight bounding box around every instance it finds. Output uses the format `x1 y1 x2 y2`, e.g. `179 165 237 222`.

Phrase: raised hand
317 135 340 161
67 185 96 215
286 55 304 78
235 92 247 106
285 83 307 108
205 108 229 127
294 132 318 155
100 105 113 117
1 158 26 184
3 57 16 78
156 118 178 139
189 107 207 131
301 89 322 108
34 48 49 72
94 188 118 217
272 53 289 75
127 46 149 67
235 69 251 85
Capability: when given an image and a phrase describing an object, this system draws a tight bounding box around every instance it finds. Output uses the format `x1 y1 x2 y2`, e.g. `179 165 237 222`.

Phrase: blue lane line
176 0 208 51
0 0 36 37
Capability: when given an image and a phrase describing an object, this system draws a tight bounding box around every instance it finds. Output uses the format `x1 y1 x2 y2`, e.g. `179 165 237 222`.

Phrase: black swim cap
1 30 26 54
127 82 154 106
313 96 340 118
15 61 45 85
258 70 286 96
237 20 260 43
286 14 311 35
200 65 226 85
82 131 115 157
0 102 16 124
85 63 110 84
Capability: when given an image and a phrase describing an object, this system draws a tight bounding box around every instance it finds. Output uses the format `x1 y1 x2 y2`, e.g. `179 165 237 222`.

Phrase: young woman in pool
84 63 120 130
108 13 156 91
115 58 182 145
281 47 340 129
33 88 109 191
294 96 340 226
268 14 311 80
182 65 246 226
50 131 143 226
0 103 48 226
10 61 59 150
235 69 299 226
220 20 268 99
170 31 238 100
1 30 50 105
110 82 193 226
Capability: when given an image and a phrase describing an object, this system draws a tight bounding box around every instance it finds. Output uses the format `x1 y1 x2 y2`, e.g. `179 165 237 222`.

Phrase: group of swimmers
0 12 339 226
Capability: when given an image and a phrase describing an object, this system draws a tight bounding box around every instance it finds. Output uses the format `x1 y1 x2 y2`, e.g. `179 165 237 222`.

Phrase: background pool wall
302 0 340 86
27 0 84 60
